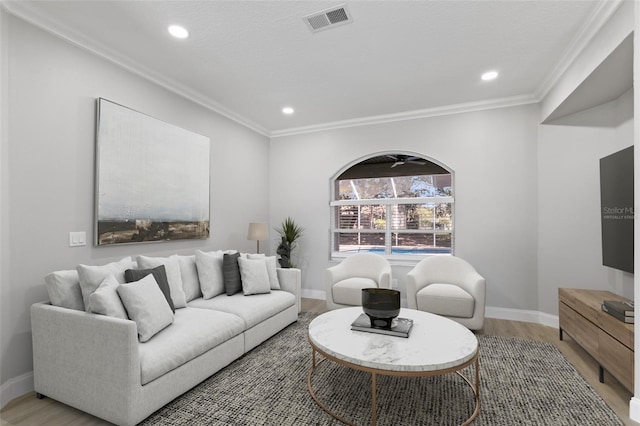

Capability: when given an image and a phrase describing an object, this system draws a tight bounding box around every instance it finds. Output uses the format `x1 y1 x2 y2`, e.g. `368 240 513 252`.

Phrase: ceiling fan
387 155 427 168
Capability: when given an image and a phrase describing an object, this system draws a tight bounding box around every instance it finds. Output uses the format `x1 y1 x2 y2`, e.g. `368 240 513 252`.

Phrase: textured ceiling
4 1 613 135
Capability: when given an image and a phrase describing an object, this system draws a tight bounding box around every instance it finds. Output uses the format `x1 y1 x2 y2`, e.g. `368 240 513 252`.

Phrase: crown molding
271 94 539 138
4 0 619 140
1 1 270 137
534 0 624 101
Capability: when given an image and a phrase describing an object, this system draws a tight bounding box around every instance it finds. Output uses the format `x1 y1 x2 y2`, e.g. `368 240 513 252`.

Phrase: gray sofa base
31 265 302 426
33 334 245 426
244 304 298 352
32 302 298 425
133 332 246 425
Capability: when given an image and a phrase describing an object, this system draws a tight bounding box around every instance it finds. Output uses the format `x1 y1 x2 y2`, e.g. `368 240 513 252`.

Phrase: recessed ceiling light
481 70 499 81
168 25 189 39
282 107 294 115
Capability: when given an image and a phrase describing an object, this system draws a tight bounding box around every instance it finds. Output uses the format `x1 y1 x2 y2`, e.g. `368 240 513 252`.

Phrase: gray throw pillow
178 255 202 302
125 265 175 313
223 252 242 296
195 250 225 299
136 255 187 308
238 257 271 296
44 269 85 311
117 274 174 342
77 257 134 312
89 275 128 319
247 254 281 290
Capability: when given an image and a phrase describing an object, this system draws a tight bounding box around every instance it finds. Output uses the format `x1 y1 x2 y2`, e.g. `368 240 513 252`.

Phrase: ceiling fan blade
408 160 426 165
390 162 400 168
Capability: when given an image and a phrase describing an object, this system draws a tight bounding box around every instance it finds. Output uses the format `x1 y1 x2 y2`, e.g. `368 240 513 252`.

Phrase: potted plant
275 217 304 268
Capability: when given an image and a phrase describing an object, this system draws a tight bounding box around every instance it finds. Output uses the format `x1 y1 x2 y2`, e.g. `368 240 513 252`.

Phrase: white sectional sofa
31 251 301 426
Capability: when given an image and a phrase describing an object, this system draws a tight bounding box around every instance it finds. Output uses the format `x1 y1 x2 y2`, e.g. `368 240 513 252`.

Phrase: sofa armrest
31 302 141 423
277 268 301 313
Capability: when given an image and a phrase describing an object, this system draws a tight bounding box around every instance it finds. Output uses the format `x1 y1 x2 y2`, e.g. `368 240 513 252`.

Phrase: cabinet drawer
558 288 634 393
597 310 633 349
559 302 576 337
599 330 633 391
574 313 599 358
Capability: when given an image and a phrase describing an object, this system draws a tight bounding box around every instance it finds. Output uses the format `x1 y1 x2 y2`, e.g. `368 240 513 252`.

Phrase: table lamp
247 222 268 253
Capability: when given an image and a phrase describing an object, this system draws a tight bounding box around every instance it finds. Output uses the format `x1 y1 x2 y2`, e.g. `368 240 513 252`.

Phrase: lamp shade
247 222 269 241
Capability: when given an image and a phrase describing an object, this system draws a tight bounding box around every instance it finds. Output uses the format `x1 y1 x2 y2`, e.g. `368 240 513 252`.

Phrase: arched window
330 153 453 259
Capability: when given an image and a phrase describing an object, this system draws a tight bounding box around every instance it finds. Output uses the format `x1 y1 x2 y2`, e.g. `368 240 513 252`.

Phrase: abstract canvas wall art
95 98 210 245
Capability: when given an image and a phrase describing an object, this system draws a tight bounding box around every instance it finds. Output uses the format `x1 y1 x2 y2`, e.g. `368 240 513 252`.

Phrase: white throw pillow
77 257 133 312
238 257 271 296
177 255 202 302
195 250 225 299
117 274 174 342
137 255 187 308
44 269 85 311
89 275 128 319
247 254 281 290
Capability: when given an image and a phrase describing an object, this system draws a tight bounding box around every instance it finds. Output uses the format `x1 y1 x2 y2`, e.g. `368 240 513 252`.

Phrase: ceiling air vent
303 4 353 33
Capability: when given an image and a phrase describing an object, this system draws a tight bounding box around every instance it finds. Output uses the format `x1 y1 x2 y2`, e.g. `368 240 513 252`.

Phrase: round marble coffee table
307 307 479 426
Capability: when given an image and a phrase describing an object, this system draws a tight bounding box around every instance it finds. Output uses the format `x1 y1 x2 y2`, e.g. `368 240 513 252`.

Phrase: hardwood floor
1 298 637 425
479 317 636 426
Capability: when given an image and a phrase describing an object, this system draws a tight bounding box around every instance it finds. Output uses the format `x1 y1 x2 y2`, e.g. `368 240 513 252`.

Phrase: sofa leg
36 392 46 400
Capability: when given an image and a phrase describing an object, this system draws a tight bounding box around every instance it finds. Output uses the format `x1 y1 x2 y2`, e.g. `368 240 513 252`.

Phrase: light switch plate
69 231 86 247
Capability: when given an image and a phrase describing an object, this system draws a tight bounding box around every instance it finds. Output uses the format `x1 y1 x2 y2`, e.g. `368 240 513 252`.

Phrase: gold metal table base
307 343 480 426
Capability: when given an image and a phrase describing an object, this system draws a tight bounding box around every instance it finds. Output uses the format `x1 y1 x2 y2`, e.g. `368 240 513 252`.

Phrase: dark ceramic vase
362 288 401 329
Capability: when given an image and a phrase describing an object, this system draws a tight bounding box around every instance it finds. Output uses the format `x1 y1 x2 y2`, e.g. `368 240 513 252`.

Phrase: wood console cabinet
558 288 634 391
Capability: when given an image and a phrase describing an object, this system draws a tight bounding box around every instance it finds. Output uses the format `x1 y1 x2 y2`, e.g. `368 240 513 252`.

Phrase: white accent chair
326 253 392 310
406 256 486 330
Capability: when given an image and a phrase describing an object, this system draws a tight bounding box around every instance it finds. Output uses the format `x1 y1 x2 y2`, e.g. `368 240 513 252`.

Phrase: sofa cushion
195 250 225 299
137 255 187 309
77 257 134 312
332 277 377 306
177 255 202 302
247 254 280 290
223 252 242 296
125 265 175 313
238 257 271 295
44 269 84 311
188 290 295 329
117 274 175 343
89 275 128 319
416 283 475 318
138 307 244 385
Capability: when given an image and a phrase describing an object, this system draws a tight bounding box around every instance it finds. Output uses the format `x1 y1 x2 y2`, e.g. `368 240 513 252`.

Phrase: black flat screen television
600 145 634 273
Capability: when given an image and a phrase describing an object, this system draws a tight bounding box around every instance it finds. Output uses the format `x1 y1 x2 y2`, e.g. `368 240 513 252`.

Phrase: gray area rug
142 312 622 425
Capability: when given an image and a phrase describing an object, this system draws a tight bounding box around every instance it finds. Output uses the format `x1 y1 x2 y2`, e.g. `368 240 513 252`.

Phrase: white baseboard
485 306 559 329
0 371 33 409
629 396 640 422
301 289 326 300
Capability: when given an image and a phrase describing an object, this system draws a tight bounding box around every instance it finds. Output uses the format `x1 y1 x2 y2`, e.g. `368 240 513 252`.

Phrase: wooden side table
558 288 634 391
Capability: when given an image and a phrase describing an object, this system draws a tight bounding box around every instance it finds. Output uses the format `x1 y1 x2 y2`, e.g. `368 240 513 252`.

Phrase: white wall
0 5 9 407
270 104 540 311
540 0 633 122
537 91 634 317
0 15 269 406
